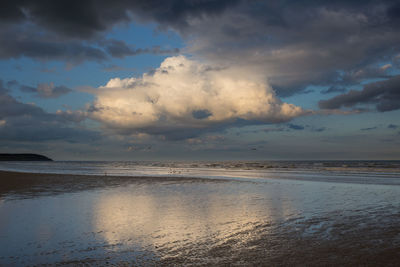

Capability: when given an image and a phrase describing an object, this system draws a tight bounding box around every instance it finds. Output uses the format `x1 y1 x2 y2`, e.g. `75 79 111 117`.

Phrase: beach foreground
0 170 399 266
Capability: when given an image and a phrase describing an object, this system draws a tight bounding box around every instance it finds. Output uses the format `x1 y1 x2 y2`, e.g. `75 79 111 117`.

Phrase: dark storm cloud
178 0 400 96
0 0 238 38
0 0 234 62
0 79 98 142
0 24 180 63
0 25 107 63
388 124 398 129
319 75 400 112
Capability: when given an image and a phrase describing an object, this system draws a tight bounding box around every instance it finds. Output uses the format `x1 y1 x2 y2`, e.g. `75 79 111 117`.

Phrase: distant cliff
0 154 53 161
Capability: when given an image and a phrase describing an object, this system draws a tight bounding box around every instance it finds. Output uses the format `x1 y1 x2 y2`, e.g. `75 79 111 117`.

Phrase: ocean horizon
1 159 399 183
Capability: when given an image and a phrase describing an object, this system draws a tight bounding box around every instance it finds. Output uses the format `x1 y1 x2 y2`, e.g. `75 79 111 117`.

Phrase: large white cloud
89 56 304 137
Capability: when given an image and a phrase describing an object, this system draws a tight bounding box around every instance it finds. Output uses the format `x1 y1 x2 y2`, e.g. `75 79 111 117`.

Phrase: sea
0 160 399 185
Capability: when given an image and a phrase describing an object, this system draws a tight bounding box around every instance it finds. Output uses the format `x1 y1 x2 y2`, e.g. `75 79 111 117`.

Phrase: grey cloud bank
319 75 400 112
0 80 98 142
176 0 400 96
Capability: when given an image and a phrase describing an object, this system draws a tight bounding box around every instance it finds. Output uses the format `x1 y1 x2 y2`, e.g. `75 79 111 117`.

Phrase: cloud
0 116 96 142
321 86 347 95
314 108 369 115
312 127 326 132
286 124 327 132
318 75 400 112
2 0 400 87
339 64 393 85
360 127 378 131
0 24 179 64
238 123 327 135
89 56 305 139
192 109 212 120
102 65 134 72
0 90 44 119
0 25 108 63
19 82 72 98
55 110 87 123
0 0 238 39
0 79 97 142
287 124 305 130
388 124 398 129
0 0 232 63
261 127 285 133
103 39 180 58
177 0 400 96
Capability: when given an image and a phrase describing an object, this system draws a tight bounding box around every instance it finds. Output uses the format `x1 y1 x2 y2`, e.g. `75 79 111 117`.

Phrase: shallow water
1 160 400 185
0 172 399 266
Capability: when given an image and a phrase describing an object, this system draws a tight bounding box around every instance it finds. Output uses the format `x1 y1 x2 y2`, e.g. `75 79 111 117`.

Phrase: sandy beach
0 170 400 266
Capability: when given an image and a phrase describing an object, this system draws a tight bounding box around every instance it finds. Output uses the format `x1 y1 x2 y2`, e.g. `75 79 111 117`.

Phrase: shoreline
1 164 400 190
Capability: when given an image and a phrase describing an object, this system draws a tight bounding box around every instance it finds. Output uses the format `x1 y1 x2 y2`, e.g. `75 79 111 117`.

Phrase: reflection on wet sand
93 184 278 262
91 181 400 266
0 171 400 265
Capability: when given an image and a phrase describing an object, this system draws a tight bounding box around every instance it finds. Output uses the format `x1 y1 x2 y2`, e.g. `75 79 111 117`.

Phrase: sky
0 0 400 160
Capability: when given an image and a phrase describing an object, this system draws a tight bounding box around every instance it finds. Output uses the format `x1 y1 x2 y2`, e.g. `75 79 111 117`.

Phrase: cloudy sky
1 0 399 160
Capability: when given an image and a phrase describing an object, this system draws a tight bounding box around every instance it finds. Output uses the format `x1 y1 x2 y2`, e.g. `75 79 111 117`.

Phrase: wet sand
0 170 399 266
0 170 225 200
